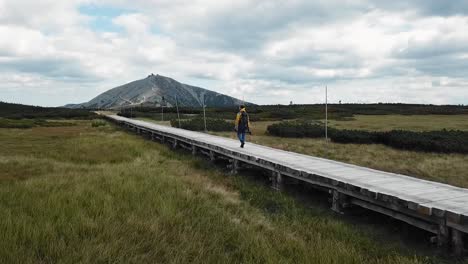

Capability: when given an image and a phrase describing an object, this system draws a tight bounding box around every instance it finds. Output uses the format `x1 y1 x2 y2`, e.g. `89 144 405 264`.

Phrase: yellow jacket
235 108 250 130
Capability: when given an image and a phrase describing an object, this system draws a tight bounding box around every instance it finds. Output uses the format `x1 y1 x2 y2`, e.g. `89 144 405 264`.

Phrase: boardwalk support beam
209 151 216 162
350 198 438 234
270 171 283 191
331 189 347 214
437 223 449 253
229 159 239 175
192 145 197 155
452 228 465 257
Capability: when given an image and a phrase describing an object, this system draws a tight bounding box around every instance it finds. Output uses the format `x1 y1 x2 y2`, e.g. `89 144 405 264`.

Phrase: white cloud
0 0 467 106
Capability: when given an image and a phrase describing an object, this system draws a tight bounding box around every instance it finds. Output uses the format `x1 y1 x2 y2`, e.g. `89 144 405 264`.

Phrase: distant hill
65 74 252 109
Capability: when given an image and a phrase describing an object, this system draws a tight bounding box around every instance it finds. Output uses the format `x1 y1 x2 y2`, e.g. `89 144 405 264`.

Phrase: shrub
91 120 107 127
0 118 34 128
330 130 380 144
331 129 468 154
267 121 326 138
268 110 297 120
171 118 233 132
267 121 468 154
381 130 468 154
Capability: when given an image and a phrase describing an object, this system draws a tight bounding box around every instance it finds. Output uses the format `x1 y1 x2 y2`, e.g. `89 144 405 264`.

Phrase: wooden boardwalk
106 114 467 256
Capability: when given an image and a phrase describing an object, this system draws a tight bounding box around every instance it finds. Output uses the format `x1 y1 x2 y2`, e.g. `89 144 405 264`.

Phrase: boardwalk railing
105 114 467 256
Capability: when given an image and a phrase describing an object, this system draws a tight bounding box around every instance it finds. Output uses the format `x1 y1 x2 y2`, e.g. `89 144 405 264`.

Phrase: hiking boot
241 142 244 148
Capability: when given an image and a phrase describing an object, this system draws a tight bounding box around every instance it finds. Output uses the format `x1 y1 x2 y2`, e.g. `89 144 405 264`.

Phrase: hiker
234 105 251 148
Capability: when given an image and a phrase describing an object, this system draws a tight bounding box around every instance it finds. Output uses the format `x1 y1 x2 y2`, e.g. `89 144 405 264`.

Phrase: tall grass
0 122 448 263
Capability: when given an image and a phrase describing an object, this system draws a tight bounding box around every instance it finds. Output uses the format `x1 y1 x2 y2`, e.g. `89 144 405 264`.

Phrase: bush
268 110 297 120
0 118 34 128
267 121 468 154
331 129 468 154
91 120 107 127
171 118 233 132
267 121 326 138
381 130 468 154
330 130 380 144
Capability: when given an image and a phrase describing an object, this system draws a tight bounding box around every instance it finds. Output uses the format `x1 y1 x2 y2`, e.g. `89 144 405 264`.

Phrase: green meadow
0 120 450 263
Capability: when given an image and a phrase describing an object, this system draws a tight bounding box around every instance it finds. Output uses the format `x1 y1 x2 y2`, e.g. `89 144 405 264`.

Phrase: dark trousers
237 130 246 143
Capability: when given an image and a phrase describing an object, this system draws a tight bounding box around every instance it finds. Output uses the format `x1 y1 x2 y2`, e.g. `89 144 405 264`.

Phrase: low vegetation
0 101 96 119
332 129 468 154
267 121 468 154
0 118 76 128
91 119 108 127
267 121 325 138
1 121 447 263
170 117 233 132
328 114 468 132
119 103 468 123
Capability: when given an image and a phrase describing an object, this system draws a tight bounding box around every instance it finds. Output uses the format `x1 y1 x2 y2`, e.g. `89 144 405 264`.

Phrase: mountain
65 74 250 109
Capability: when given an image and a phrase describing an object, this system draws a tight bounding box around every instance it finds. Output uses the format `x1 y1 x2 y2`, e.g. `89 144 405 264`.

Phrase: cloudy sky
1 0 468 106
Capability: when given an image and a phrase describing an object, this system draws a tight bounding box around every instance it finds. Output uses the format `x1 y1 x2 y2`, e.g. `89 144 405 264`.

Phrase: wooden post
209 151 215 162
229 159 239 175
437 223 449 253
452 228 465 257
270 171 283 191
161 136 165 144
172 139 178 149
331 189 347 214
192 145 197 155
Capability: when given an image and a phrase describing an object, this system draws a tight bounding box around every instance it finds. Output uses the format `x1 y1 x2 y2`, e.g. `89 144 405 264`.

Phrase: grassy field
328 115 468 132
0 120 451 263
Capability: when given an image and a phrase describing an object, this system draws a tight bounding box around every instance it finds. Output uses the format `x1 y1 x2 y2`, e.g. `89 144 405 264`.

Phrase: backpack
239 111 249 130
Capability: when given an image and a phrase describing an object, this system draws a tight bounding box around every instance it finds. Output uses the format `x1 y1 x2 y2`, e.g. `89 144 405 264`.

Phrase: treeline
0 102 97 119
117 103 468 122
267 121 468 154
170 118 233 132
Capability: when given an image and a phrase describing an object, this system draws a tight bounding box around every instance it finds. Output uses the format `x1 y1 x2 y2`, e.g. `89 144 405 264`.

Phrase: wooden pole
325 85 328 141
161 96 164 121
175 95 181 128
203 95 207 132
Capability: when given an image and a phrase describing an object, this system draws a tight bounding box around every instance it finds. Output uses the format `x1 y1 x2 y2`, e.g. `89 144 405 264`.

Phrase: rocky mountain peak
65 74 253 109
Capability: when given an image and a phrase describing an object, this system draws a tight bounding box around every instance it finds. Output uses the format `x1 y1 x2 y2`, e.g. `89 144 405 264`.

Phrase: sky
0 0 468 106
